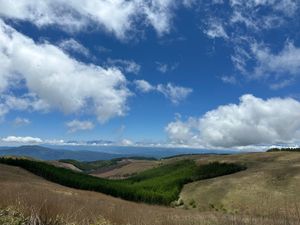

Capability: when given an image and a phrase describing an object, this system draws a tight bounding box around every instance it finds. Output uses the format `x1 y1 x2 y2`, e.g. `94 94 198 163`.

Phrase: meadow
0 158 300 225
0 157 245 205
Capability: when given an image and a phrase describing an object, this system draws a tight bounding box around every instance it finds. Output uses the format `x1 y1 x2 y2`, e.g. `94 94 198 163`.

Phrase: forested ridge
267 148 300 152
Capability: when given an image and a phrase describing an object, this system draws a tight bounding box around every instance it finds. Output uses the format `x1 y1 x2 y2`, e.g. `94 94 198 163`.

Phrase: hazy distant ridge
0 145 126 161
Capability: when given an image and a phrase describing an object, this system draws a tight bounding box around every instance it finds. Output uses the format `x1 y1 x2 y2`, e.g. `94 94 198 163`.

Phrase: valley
0 151 300 224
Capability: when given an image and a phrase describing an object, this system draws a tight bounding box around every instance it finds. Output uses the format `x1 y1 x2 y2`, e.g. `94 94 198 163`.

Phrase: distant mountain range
0 145 128 161
0 145 237 161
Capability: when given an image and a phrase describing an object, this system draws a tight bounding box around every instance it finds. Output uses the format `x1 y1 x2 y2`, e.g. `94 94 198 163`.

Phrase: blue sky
1 0 300 150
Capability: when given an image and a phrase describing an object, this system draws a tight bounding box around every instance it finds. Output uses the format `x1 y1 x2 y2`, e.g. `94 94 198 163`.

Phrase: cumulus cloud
0 0 190 39
134 80 192 104
1 136 43 144
66 120 95 133
0 19 131 123
166 94 300 148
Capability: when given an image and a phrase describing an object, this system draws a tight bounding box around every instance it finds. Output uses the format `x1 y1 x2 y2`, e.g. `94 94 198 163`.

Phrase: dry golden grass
90 159 159 179
180 152 300 216
48 161 83 173
1 152 300 225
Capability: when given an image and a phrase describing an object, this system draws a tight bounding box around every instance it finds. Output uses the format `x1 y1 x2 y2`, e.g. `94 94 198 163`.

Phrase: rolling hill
179 152 300 216
0 151 300 225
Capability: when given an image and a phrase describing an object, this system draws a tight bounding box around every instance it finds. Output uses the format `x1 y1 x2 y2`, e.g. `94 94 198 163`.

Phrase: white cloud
157 83 193 104
165 118 198 144
59 39 90 57
156 62 178 73
134 80 192 104
120 138 134 146
227 1 299 77
221 75 237 85
13 117 31 127
231 41 300 88
0 19 131 123
0 94 49 121
204 20 228 39
2 136 43 144
106 58 141 74
229 0 298 17
66 120 95 133
252 41 300 79
199 0 299 88
134 80 155 93
166 94 300 148
0 0 191 39
183 0 197 7
142 0 177 36
269 79 295 90
2 94 49 112
0 0 136 39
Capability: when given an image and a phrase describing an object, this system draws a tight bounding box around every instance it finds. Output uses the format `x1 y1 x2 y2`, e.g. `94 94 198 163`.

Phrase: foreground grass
0 207 112 225
0 158 245 205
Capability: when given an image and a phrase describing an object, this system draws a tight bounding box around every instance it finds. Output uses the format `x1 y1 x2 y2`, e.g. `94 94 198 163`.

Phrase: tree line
267 148 300 152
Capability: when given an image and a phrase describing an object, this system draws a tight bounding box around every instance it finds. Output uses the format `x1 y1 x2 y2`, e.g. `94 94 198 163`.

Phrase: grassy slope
180 152 300 215
1 153 300 225
59 158 159 179
0 157 245 205
0 164 210 225
90 159 160 179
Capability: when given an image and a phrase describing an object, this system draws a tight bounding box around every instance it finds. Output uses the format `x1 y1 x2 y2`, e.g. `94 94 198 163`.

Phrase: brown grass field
1 152 300 225
48 161 83 172
90 159 160 179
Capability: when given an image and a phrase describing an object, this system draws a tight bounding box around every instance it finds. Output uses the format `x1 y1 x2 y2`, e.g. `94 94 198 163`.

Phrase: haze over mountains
0 145 237 161
0 146 126 161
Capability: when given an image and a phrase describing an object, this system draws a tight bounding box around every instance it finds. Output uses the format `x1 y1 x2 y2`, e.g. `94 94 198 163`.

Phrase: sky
0 0 300 150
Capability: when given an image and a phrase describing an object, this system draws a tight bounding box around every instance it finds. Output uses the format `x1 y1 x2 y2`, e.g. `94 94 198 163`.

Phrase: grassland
58 157 160 179
180 151 300 217
90 159 159 179
1 161 300 225
0 157 245 205
58 159 120 172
